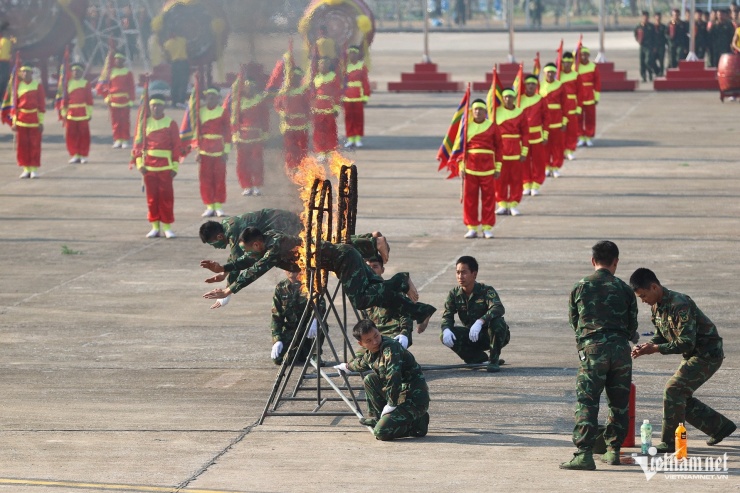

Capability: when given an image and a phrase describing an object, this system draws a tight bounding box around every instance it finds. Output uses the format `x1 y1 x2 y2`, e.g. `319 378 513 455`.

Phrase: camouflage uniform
440 282 510 364
648 287 734 444
569 268 638 452
347 336 430 440
217 208 303 284
225 231 436 323
356 305 413 358
270 278 312 365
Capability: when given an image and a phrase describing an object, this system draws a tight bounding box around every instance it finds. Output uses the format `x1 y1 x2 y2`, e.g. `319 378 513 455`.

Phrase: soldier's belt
502 155 521 160
465 168 496 176
468 149 494 154
501 134 521 139
19 108 38 113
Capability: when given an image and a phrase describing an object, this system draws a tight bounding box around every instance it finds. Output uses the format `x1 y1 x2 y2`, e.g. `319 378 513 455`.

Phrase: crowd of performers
1 38 371 239
438 47 600 239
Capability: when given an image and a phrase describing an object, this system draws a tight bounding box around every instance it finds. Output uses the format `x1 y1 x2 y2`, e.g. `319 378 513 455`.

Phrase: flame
327 150 353 180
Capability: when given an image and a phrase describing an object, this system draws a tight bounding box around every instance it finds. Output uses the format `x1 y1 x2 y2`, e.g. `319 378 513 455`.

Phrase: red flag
556 39 564 79
513 63 524 107
533 52 541 79
574 34 583 72
131 75 150 169
486 66 502 117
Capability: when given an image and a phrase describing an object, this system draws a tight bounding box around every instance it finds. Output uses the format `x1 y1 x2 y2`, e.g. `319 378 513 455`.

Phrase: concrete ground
0 32 738 493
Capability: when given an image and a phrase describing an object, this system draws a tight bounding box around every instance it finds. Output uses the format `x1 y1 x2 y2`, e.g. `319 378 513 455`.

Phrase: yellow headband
471 102 487 110
502 89 516 97
543 66 557 73
203 88 219 96
149 98 165 106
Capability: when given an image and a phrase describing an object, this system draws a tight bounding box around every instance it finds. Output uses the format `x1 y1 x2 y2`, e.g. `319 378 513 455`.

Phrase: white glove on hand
394 334 409 349
271 341 283 360
333 362 348 373
442 328 456 348
469 319 483 342
215 294 231 307
307 319 318 339
381 404 397 416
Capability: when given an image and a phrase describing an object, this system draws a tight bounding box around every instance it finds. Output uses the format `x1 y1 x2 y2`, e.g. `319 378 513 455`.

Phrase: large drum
299 0 375 53
0 0 88 60
717 53 740 101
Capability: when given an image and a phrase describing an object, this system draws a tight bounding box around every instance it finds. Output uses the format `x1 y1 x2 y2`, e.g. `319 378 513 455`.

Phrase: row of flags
437 37 583 178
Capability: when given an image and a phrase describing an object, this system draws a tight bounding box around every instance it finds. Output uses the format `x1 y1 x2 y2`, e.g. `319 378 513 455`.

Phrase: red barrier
622 382 636 448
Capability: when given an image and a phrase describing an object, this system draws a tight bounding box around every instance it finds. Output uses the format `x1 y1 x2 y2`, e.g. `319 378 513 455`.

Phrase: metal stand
259 172 369 426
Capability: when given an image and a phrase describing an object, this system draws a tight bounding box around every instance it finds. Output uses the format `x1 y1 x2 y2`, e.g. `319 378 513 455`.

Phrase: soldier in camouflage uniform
630 268 736 452
440 256 510 373
335 319 430 440
203 228 436 330
270 270 320 365
360 257 414 353
560 241 638 471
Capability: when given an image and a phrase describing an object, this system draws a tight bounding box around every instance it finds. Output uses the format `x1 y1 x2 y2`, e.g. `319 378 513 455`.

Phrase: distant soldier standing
274 67 310 170
630 268 736 452
652 12 669 75
576 47 600 148
539 64 568 177
494 89 529 216
231 78 269 196
520 74 550 197
310 57 342 160
561 241 638 470
558 52 582 162
12 64 46 179
102 53 135 149
668 9 689 69
634 11 655 82
335 319 430 441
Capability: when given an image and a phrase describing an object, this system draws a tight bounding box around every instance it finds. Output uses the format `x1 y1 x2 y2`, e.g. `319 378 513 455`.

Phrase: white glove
381 404 397 416
215 294 230 307
469 319 483 342
271 341 283 360
307 318 318 339
442 328 456 348
394 334 408 349
333 362 348 373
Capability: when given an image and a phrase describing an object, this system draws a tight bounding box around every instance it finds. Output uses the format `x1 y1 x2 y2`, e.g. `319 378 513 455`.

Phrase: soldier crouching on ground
440 256 510 373
334 319 430 440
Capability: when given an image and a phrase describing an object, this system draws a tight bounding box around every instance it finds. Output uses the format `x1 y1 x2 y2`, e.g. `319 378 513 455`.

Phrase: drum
717 53 740 100
300 0 375 53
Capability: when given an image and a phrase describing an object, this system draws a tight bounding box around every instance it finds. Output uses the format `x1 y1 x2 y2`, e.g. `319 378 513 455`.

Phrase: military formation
634 7 739 82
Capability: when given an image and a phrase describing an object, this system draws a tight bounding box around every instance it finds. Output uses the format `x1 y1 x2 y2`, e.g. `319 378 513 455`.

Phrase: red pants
65 120 91 157
236 143 264 188
343 101 364 138
110 106 131 141
565 114 579 152
199 155 227 205
522 142 546 187
546 128 565 169
463 173 496 227
495 160 523 205
283 130 308 170
143 170 174 224
312 112 338 153
580 104 596 138
16 126 42 167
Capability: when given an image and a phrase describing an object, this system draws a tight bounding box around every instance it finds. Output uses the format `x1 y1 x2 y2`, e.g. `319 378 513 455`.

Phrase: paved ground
1 32 739 493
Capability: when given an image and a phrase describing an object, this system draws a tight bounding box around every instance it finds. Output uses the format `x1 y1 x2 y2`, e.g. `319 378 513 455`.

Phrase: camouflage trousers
573 339 632 451
441 318 510 364
660 352 732 443
322 243 436 324
364 373 430 441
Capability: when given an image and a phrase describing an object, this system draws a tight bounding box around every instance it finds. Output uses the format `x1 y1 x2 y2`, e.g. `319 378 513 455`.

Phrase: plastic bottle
640 419 652 454
675 422 688 459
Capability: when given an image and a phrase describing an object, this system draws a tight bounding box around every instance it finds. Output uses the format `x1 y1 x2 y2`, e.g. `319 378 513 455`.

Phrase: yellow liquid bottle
675 422 688 459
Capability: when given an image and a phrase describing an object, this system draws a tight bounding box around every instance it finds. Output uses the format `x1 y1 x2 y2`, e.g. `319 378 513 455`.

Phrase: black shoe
410 412 430 437
654 442 675 454
360 417 377 427
707 422 737 446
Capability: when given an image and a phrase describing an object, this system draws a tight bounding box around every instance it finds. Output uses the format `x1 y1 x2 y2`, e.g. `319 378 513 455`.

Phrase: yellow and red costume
274 79 310 170
311 69 342 154
231 88 269 189
494 105 529 210
559 67 582 156
15 77 46 168
105 65 135 142
577 61 601 143
539 76 568 173
64 77 94 159
193 104 231 207
461 112 503 232
134 115 181 225
519 91 550 193
342 58 371 144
